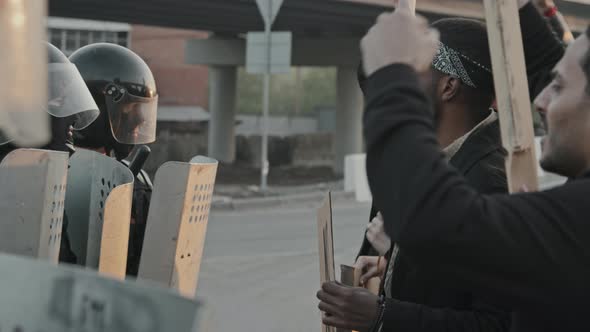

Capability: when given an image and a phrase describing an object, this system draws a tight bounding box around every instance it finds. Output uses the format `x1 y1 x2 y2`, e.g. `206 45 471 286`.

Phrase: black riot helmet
69 43 158 159
46 42 100 131
0 42 99 153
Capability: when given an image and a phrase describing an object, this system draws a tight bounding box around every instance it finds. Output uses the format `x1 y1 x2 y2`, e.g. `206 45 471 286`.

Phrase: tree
236 67 336 116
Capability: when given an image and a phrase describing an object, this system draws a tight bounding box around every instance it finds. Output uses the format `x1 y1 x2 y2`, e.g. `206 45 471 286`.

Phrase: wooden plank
340 264 380 294
338 265 357 332
339 264 380 332
317 192 336 332
483 0 539 193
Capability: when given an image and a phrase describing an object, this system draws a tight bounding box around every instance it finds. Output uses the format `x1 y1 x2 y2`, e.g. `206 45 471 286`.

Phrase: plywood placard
340 264 380 294
0 149 69 263
339 264 381 332
484 0 539 192
317 192 336 332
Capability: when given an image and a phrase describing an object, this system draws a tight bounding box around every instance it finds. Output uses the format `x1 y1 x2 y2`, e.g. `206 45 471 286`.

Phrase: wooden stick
395 0 416 14
483 0 539 193
317 192 336 332
339 264 381 332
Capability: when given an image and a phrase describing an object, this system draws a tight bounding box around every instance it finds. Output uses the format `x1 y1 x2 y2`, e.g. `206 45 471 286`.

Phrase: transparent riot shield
0 0 50 146
0 149 68 262
138 156 218 298
65 149 134 279
0 253 207 332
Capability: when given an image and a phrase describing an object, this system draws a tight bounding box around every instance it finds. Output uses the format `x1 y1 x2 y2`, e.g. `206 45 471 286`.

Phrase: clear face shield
0 63 100 146
103 83 158 145
48 63 99 130
0 0 49 147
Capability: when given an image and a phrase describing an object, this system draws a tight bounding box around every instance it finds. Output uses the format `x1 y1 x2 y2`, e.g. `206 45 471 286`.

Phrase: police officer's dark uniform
69 43 159 276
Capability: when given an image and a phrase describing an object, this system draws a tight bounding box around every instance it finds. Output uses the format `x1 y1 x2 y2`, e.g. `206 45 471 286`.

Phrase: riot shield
65 149 134 279
0 253 207 332
138 156 218 298
0 149 68 262
0 0 50 146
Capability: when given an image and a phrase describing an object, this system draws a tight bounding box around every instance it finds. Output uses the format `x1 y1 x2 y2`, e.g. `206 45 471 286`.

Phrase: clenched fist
361 0 439 76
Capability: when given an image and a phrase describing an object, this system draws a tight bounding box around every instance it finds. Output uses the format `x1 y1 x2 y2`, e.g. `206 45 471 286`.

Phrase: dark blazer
358 118 510 332
359 118 508 255
364 59 590 332
359 4 567 331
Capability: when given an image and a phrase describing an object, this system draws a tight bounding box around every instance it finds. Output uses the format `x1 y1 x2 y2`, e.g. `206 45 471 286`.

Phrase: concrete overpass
49 0 590 172
48 0 590 36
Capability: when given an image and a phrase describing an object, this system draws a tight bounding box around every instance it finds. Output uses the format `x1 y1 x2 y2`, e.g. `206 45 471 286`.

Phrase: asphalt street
196 200 371 332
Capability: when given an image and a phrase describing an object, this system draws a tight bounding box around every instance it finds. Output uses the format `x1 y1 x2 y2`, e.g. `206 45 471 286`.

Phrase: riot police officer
0 42 100 263
69 43 158 276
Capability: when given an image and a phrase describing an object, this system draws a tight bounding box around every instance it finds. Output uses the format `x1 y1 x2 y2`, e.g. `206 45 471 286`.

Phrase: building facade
47 17 209 111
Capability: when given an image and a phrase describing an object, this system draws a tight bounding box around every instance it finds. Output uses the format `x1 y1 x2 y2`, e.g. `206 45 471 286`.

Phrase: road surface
197 201 371 332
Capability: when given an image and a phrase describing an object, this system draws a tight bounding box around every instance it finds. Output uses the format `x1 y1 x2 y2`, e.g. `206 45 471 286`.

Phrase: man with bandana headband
323 1 564 331
354 17 510 332
0 42 100 264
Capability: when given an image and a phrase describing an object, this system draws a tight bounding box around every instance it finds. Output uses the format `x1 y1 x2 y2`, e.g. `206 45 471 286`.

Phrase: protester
318 0 590 330
341 1 563 331
355 16 513 332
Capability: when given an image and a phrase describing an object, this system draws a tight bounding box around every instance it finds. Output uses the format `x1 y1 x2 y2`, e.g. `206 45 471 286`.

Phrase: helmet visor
105 85 158 145
48 63 99 130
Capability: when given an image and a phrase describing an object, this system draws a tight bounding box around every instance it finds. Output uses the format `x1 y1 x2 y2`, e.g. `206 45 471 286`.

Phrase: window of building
48 28 129 55
79 30 91 48
65 30 78 52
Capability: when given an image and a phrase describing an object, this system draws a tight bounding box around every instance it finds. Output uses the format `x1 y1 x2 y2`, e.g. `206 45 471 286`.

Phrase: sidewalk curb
211 191 357 211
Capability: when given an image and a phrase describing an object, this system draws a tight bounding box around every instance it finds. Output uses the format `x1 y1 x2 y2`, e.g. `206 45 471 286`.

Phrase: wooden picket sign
395 0 416 14
483 0 539 193
340 264 380 295
338 264 381 332
317 192 336 332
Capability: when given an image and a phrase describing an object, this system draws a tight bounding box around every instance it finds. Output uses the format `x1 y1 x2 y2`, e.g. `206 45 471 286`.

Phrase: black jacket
358 4 564 331
361 8 587 328
364 62 590 331
360 119 511 332
359 119 508 256
126 169 152 276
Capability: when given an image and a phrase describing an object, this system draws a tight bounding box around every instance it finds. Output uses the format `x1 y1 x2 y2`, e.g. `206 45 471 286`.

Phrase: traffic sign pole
254 0 285 191
261 12 271 191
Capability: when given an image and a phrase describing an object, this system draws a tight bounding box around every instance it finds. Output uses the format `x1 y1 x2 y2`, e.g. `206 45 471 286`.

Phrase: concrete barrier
344 154 372 203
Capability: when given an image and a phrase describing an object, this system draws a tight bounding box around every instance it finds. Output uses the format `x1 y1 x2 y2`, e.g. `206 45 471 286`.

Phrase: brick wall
130 25 209 107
